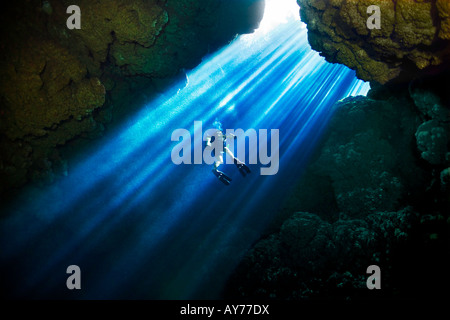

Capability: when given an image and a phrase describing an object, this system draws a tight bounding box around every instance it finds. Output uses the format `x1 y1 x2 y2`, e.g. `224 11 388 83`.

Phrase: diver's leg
212 155 231 185
225 147 251 176
224 147 240 163
215 154 223 168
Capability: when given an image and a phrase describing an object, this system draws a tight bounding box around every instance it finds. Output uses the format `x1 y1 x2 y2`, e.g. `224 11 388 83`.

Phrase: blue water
0 19 369 299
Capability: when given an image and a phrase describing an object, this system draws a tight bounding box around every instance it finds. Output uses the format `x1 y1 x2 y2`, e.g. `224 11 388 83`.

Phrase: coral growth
283 93 425 219
416 120 448 165
225 208 421 299
297 0 450 84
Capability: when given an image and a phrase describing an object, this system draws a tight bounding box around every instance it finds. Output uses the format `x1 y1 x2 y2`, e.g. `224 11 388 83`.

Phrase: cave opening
0 0 371 299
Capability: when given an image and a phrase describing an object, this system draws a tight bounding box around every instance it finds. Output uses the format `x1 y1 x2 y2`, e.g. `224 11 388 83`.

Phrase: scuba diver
205 119 251 185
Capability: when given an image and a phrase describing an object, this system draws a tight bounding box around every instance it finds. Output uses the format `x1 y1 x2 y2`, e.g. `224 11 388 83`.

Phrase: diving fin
212 169 232 185
234 161 251 177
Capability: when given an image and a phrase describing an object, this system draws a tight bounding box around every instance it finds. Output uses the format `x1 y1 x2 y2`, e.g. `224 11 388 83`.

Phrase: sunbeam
0 0 370 299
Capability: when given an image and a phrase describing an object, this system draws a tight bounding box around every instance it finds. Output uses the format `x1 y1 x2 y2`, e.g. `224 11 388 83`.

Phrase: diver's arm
225 133 236 140
206 135 212 147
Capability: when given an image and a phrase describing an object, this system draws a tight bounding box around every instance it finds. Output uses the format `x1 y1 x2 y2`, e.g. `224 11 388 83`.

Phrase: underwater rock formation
223 1 448 299
297 0 450 84
0 0 264 196
224 86 450 299
224 208 421 299
282 92 427 220
223 4 450 292
409 75 450 167
416 119 448 165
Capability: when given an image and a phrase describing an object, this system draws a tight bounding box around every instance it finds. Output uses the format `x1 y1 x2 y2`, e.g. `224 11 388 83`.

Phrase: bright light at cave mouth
257 0 302 34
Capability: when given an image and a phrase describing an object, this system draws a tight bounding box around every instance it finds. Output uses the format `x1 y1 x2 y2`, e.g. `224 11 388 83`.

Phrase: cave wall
297 0 450 84
225 1 449 300
0 0 265 196
225 84 449 300
284 92 425 220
